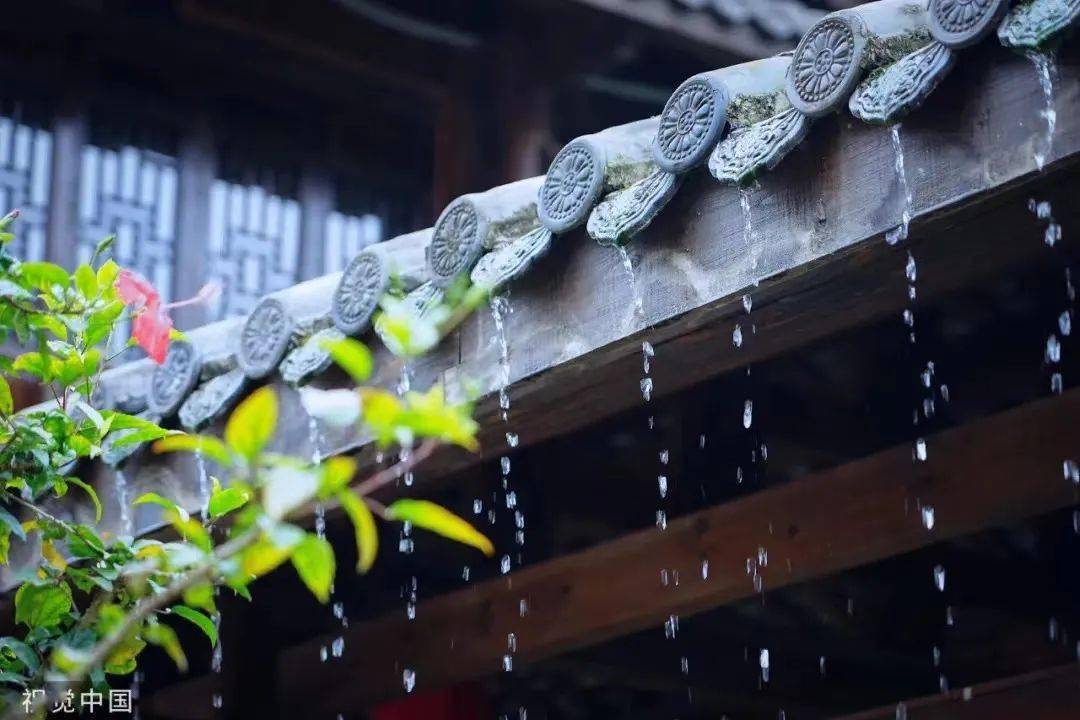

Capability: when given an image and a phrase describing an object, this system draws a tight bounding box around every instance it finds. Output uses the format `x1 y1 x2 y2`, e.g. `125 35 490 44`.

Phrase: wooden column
45 98 86 267
171 117 217 330
296 163 334 280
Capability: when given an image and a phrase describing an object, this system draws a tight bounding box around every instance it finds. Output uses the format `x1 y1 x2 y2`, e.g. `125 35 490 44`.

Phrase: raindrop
743 400 754 429
905 252 917 283
699 434 707 449
1064 459 1079 484
1049 617 1059 641
962 687 973 702
501 456 511 475
895 702 908 720
331 637 344 657
212 694 223 709
1051 373 1063 394
462 566 470 581
320 646 328 662
742 294 753 314
759 648 770 683
1046 335 1062 363
922 505 936 530
940 384 950 402
1060 311 1072 336
505 491 517 509
656 510 668 530
903 309 915 328
701 560 709 580
640 377 653 402
659 449 669 464
664 614 679 639
500 554 512 574
933 565 946 592
502 654 513 672
681 656 690 674
658 475 668 499
932 646 941 667
733 324 743 348
403 668 416 693
914 438 928 462
819 656 826 676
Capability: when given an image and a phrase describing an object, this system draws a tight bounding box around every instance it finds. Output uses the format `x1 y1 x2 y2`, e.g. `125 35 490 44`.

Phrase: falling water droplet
906 252 917 283
1051 373 1064 394
701 560 709 580
1049 616 1059 641
742 294 753 314
680 656 689 674
732 324 743 348
1046 335 1062 363
657 475 668 499
895 702 908 720
1060 311 1072 336
932 646 941 666
403 669 416 693
1063 459 1079 484
331 637 344 657
819 656 826 676
659 449 669 464
656 510 667 530
640 377 653 402
743 400 753 429
914 438 928 462
759 648 770 683
664 614 679 639
500 554 512 574
933 565 946 592
922 505 936 530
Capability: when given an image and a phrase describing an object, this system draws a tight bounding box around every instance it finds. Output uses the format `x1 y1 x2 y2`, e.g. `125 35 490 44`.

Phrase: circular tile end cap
238 297 294 380
929 0 1009 49
785 14 867 119
538 138 606 234
332 251 391 335
428 198 488 288
148 340 203 416
652 73 730 174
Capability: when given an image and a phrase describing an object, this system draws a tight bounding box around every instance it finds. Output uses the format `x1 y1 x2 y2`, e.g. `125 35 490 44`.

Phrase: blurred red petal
115 269 160 309
132 306 173 364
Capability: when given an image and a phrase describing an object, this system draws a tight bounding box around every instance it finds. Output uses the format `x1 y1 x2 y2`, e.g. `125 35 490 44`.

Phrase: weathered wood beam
47 45 1080 563
275 387 1080 712
832 664 1080 720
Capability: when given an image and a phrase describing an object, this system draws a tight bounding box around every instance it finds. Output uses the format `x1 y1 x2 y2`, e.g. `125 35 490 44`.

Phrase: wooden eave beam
275 387 1080 712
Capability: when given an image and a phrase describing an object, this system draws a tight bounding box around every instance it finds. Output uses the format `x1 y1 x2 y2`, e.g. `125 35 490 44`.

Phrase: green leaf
208 478 251 519
239 525 303 580
0 530 9 565
92 235 116 263
66 477 102 523
291 534 335 603
323 337 373 383
134 493 189 522
338 490 378 573
225 386 277 462
96 258 120 290
318 456 356 498
0 376 11 415
152 434 234 467
0 505 26 541
108 425 175 450
143 621 187 671
14 582 72 628
18 262 68 292
385 499 494 557
0 637 39 674
73 263 97 299
170 605 217 648
182 583 217 614
12 352 57 383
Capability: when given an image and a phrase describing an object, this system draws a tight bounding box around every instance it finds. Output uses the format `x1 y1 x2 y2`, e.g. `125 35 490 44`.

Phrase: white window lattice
206 179 301 320
323 210 383 274
0 117 51 262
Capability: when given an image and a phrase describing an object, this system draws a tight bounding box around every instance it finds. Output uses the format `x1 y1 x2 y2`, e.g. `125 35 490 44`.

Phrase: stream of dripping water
115 469 133 536
395 362 419 693
1027 51 1058 171
888 124 956 690
489 294 525 701
195 450 210 519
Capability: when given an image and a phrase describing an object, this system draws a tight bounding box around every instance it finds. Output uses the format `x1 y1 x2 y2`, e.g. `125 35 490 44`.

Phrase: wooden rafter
275 388 1080 713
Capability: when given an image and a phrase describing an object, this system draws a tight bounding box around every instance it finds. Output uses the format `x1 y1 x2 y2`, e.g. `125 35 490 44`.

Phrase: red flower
131 304 173 364
114 269 218 365
115 269 171 364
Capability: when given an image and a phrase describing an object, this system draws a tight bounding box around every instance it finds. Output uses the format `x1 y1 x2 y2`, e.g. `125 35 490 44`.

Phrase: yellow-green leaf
323 337 373 383
152 434 234 467
41 541 67 571
73 263 97 299
66 476 102 523
207 478 251 519
318 456 356 498
225 386 277 461
385 499 494 557
14 582 72 628
0 376 11 415
170 605 217 648
143 621 187 671
291 534 335 603
338 490 378 573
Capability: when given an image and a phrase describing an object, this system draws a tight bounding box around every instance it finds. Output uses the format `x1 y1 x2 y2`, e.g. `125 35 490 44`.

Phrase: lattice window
324 211 383 274
0 116 51 262
78 144 178 298
206 179 301 319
